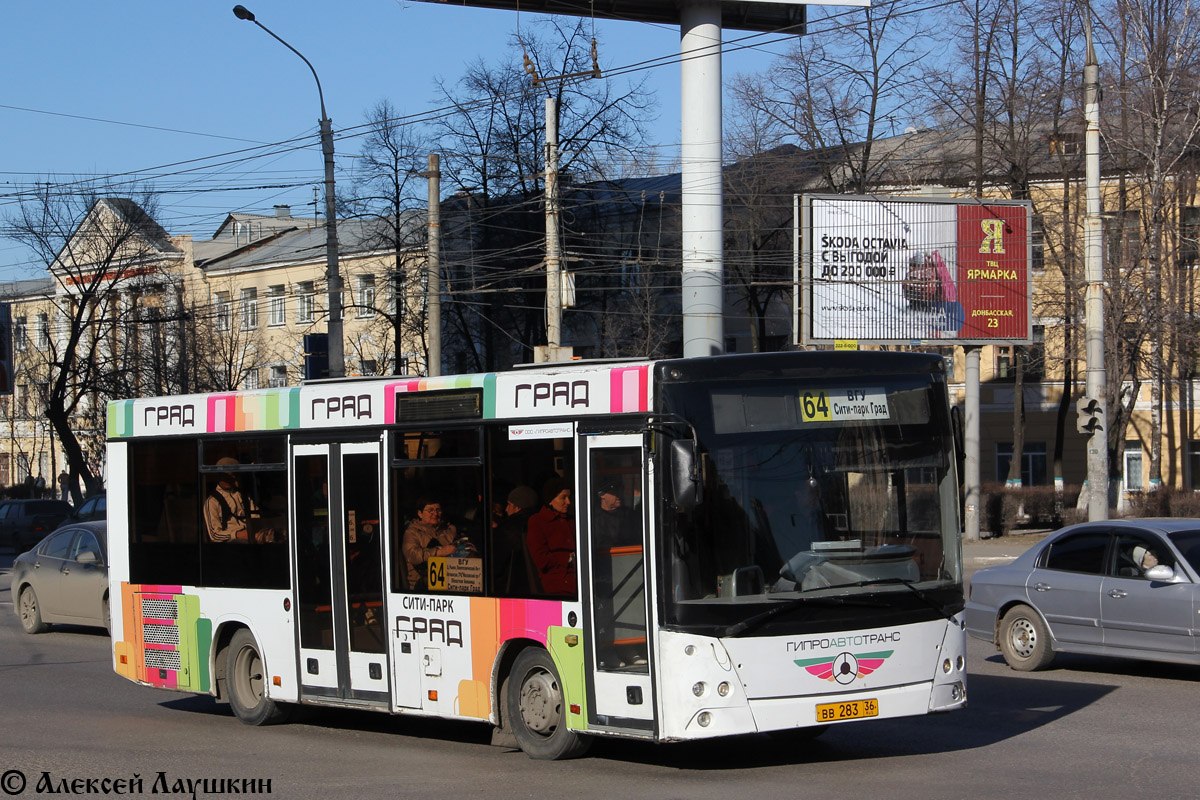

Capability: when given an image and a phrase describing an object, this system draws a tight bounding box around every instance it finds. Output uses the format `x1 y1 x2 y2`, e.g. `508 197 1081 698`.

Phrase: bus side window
129 439 201 587
390 459 485 595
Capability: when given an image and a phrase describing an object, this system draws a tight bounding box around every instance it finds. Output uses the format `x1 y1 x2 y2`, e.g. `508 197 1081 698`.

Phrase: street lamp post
232 5 343 378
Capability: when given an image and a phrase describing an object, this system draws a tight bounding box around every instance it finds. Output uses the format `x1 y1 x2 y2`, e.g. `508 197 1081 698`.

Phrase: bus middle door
293 442 390 707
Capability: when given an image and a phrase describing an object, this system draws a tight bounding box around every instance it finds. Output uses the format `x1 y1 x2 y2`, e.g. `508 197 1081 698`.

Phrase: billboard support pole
964 346 981 541
680 1 724 358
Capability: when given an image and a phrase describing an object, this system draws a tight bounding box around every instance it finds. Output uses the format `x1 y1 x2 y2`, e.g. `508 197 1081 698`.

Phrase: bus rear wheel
227 629 290 725
506 648 591 760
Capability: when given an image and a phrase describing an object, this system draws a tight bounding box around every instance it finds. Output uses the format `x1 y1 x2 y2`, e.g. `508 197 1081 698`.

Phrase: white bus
107 351 966 759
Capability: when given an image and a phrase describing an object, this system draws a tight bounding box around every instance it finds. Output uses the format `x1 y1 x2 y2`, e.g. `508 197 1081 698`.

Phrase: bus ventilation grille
141 597 179 620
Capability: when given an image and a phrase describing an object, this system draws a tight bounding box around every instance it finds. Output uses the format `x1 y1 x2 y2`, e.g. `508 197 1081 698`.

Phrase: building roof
0 278 55 301
198 212 425 272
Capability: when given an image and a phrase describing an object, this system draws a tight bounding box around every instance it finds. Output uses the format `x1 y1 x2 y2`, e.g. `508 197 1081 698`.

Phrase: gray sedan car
12 521 108 634
966 518 1200 670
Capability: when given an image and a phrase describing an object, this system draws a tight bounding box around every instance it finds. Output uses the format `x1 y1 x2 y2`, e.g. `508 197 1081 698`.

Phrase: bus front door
293 442 390 707
584 434 653 727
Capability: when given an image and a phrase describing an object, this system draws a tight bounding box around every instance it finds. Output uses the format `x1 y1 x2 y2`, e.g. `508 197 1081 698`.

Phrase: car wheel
103 595 111 636
998 604 1055 671
18 586 48 634
506 647 591 760
226 629 290 725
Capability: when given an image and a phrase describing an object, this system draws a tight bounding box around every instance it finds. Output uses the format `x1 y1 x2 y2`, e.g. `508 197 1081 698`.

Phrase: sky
0 0 802 279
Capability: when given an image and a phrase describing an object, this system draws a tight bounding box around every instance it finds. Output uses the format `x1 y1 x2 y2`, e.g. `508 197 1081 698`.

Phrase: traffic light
1076 394 1105 434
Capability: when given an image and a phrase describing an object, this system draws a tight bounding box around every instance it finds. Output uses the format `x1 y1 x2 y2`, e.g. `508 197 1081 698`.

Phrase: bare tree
4 185 175 500
341 99 431 374
432 19 656 370
1100 0 1200 489
733 2 931 193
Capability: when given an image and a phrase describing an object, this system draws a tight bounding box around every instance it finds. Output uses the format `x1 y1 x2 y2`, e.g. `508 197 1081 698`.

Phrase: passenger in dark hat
493 485 541 595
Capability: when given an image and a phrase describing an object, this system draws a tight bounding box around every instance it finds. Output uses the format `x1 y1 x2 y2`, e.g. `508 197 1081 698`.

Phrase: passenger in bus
527 478 576 596
494 485 540 594
204 457 280 544
402 498 475 590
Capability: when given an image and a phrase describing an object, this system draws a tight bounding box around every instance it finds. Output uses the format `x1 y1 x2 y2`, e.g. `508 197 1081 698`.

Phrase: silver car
12 521 108 634
966 518 1200 670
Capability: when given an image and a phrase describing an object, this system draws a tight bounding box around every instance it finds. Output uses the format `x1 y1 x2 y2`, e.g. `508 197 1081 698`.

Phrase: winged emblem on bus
794 651 894 684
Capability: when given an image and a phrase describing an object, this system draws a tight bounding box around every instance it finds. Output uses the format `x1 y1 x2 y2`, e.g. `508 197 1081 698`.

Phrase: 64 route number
801 391 831 422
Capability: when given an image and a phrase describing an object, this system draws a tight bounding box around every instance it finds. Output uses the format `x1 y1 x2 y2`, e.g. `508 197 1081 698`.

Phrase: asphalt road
2 540 1198 800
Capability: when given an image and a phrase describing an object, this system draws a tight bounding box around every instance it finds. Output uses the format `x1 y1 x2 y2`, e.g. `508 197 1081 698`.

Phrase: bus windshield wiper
817 577 959 623
722 594 884 638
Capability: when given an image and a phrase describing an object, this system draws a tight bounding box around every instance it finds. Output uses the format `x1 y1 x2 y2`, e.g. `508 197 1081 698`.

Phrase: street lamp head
232 5 255 22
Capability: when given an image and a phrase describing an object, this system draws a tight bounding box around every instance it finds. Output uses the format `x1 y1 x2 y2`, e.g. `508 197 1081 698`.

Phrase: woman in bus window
527 478 576 596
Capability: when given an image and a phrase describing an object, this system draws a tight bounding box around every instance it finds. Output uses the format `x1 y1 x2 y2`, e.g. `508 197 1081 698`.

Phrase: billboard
797 195 1032 345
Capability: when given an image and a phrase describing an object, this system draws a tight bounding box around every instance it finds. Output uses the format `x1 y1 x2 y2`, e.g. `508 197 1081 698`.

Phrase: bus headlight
717 681 730 697
942 658 952 674
697 711 712 727
692 681 706 697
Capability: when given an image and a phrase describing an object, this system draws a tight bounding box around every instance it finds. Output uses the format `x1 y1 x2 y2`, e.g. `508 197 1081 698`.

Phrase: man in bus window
527 477 576 596
205 457 278 544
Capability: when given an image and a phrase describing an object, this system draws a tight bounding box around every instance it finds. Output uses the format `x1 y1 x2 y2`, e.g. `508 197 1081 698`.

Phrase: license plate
816 698 879 722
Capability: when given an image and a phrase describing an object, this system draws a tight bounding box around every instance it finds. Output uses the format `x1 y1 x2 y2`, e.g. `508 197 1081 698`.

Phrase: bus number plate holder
816 698 878 722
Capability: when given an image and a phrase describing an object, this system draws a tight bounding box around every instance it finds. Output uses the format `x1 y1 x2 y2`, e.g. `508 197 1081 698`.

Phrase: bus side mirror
670 440 703 512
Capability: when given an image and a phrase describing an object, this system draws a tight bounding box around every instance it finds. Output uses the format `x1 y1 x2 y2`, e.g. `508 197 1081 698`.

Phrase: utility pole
232 6 342 377
1082 11 1109 519
539 96 570 363
425 154 442 377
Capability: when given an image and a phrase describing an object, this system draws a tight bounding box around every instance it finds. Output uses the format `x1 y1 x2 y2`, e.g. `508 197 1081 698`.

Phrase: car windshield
661 371 962 635
1167 530 1200 573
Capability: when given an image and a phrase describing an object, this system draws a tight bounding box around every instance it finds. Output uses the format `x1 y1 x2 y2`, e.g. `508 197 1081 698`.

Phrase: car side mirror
1145 564 1175 582
76 550 99 565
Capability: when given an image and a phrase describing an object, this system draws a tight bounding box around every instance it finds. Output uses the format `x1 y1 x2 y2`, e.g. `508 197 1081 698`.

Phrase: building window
297 282 315 324
1026 326 1045 381
243 368 260 391
1189 441 1200 489
1124 442 1144 492
356 275 376 319
1108 209 1141 271
15 384 28 417
268 285 286 326
996 441 1048 485
240 288 258 329
14 316 26 353
1182 205 1200 266
995 346 1014 379
1031 214 1045 272
35 313 50 350
268 365 287 388
215 292 231 332
359 359 377 376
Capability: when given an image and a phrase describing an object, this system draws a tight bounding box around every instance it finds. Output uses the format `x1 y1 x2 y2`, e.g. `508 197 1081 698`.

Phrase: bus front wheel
506 648 591 760
227 629 290 725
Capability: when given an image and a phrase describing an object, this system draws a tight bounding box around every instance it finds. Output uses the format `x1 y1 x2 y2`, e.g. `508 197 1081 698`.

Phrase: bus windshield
661 371 962 635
